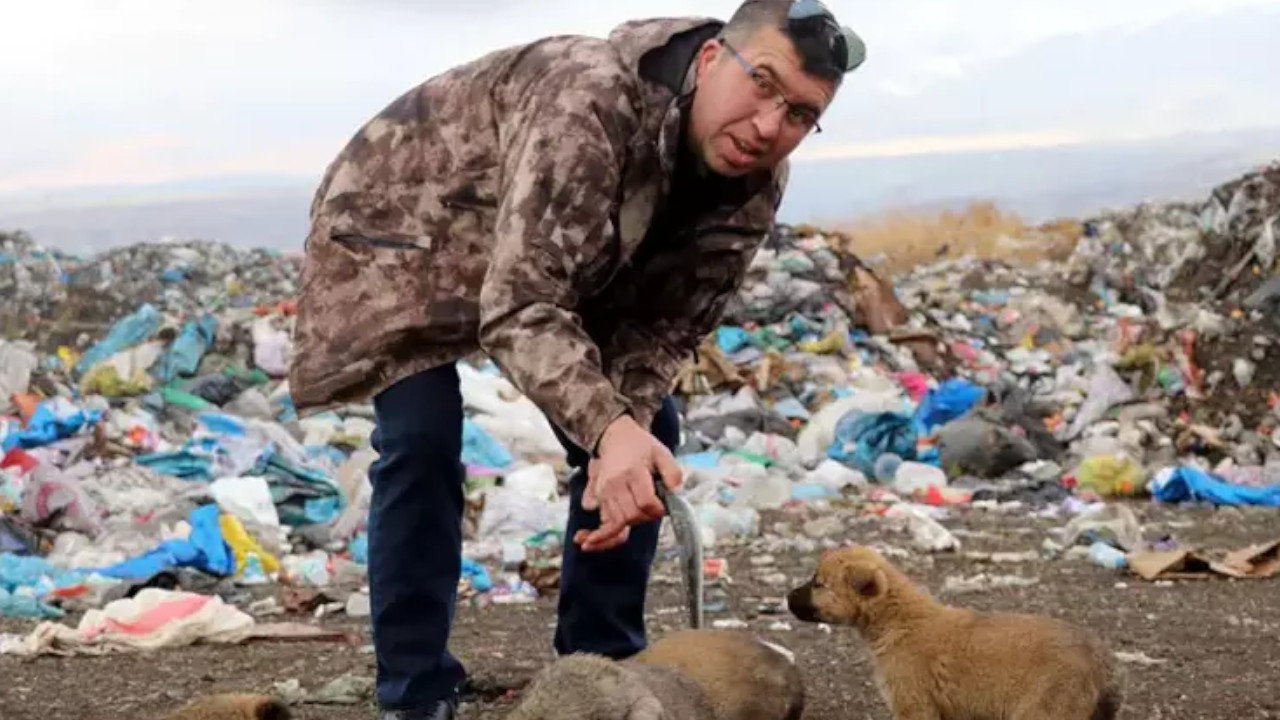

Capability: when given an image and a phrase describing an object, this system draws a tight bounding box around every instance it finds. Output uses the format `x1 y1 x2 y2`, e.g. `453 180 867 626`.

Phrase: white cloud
1 0 1278 191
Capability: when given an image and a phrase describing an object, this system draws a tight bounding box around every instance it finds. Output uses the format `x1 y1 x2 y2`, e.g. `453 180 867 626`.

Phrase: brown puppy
787 545 1122 720
507 628 805 720
154 693 290 720
633 629 804 720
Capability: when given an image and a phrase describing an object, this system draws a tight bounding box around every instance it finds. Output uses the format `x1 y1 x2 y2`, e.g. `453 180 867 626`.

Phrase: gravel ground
2 500 1278 720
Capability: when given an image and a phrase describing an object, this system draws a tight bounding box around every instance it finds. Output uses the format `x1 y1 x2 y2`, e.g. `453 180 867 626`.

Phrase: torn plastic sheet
828 411 918 476
1 398 103 453
0 588 256 656
73 303 163 378
1151 466 1280 507
93 504 234 581
151 313 218 383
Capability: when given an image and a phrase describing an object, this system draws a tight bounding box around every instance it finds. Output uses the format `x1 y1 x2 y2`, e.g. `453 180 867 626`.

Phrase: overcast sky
3 0 1278 195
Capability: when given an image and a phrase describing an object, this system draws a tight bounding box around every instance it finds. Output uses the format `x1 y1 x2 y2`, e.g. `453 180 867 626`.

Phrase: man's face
687 25 838 177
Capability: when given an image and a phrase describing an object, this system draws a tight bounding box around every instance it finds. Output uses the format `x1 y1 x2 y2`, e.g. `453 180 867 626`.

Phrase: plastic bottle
874 453 903 483
892 461 948 496
1088 541 1128 569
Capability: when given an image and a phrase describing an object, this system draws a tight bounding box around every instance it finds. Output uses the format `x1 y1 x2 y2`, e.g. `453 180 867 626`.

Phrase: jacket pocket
331 234 429 251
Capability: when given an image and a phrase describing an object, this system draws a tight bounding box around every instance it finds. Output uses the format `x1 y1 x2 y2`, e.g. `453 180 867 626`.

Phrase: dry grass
796 201 1084 276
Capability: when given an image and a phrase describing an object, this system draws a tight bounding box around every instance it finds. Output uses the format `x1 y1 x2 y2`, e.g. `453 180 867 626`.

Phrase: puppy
633 629 804 720
508 629 805 720
154 693 290 720
787 545 1122 720
506 652 715 720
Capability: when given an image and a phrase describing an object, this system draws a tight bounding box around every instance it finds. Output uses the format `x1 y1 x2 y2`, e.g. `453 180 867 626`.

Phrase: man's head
687 0 865 177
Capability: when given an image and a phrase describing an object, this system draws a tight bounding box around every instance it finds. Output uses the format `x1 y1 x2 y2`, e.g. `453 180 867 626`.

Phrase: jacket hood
607 16 724 87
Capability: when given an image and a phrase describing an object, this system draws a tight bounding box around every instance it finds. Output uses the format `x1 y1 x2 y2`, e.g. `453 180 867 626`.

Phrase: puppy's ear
846 566 887 598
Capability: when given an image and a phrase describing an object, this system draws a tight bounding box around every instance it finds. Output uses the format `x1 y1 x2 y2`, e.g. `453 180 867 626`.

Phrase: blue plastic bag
1151 466 1280 507
914 378 985 434
463 417 514 470
828 411 917 476
1 398 102 453
135 449 216 481
94 504 234 580
462 558 493 592
152 313 218 383
74 303 163 377
716 325 752 354
350 532 369 565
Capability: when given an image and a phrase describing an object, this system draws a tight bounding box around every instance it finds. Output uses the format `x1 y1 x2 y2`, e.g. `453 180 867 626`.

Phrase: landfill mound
0 161 1278 636
0 231 300 349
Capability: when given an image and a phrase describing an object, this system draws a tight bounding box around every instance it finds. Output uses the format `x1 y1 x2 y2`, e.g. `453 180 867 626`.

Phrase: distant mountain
0 126 1276 253
781 126 1280 225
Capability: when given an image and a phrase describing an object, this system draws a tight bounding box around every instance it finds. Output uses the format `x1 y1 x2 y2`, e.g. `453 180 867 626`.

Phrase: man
288 1 865 717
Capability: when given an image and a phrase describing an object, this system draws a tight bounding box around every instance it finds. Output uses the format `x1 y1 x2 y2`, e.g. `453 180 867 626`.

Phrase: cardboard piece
1218 539 1280 578
1127 538 1280 581
1127 549 1216 581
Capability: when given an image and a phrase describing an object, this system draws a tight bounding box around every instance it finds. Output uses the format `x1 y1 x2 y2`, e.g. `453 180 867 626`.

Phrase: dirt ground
3 500 1279 720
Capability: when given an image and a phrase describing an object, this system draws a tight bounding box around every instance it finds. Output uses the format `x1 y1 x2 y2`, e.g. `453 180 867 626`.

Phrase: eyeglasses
787 0 867 73
721 39 825 134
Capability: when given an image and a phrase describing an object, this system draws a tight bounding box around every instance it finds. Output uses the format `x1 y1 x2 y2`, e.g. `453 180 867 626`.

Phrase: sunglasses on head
786 0 866 73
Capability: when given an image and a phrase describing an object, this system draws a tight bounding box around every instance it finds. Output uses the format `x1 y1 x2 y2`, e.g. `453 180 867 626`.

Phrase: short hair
719 0 844 84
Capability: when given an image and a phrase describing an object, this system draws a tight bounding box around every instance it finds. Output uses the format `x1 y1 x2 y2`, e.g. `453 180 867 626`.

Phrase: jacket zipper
331 234 425 251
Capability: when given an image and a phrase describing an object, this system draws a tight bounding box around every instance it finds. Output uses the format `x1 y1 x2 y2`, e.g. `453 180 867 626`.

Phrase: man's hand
574 414 683 552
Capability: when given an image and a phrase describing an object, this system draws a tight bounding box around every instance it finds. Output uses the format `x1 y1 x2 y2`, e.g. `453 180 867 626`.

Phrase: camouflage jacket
290 16 788 453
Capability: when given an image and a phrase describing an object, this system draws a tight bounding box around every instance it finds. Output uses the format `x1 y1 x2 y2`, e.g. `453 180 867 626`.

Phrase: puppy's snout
787 583 819 622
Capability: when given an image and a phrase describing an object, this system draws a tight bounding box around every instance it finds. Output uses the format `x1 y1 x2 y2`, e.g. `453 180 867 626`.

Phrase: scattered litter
273 673 374 706
943 574 1041 594
1114 650 1168 666
1 162 1279 680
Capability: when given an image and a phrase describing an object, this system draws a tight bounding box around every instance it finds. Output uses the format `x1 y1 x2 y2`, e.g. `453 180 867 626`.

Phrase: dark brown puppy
507 628 805 720
787 545 1122 720
155 693 290 720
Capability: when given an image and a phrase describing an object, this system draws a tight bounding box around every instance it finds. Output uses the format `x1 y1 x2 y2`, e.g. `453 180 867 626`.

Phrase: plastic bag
716 325 752 354
250 317 292 377
153 314 218 383
73 304 162 378
463 417 514 470
914 378 985 433
1065 364 1135 440
828 411 917 476
1150 466 1280 507
1073 454 1145 497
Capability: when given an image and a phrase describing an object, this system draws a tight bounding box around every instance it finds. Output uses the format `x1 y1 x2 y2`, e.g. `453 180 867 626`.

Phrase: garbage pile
2 161 1280 639
0 231 300 351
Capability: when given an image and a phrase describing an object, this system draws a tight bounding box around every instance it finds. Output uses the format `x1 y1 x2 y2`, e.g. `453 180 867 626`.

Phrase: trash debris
1126 538 1280 581
1 160 1279 652
1114 650 1168 667
942 573 1040 594
273 673 374 705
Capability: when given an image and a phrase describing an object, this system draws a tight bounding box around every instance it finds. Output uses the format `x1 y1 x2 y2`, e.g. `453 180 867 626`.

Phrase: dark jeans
366 362 679 710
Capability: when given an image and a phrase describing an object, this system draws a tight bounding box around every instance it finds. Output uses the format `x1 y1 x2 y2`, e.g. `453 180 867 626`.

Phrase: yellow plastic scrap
56 346 79 372
798 329 845 354
1075 454 1145 497
79 364 153 396
219 513 281 577
1116 344 1160 392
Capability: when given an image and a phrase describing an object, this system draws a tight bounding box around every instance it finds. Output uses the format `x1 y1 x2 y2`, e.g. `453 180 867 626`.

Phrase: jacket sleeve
607 165 790 430
603 255 751 431
476 67 640 454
